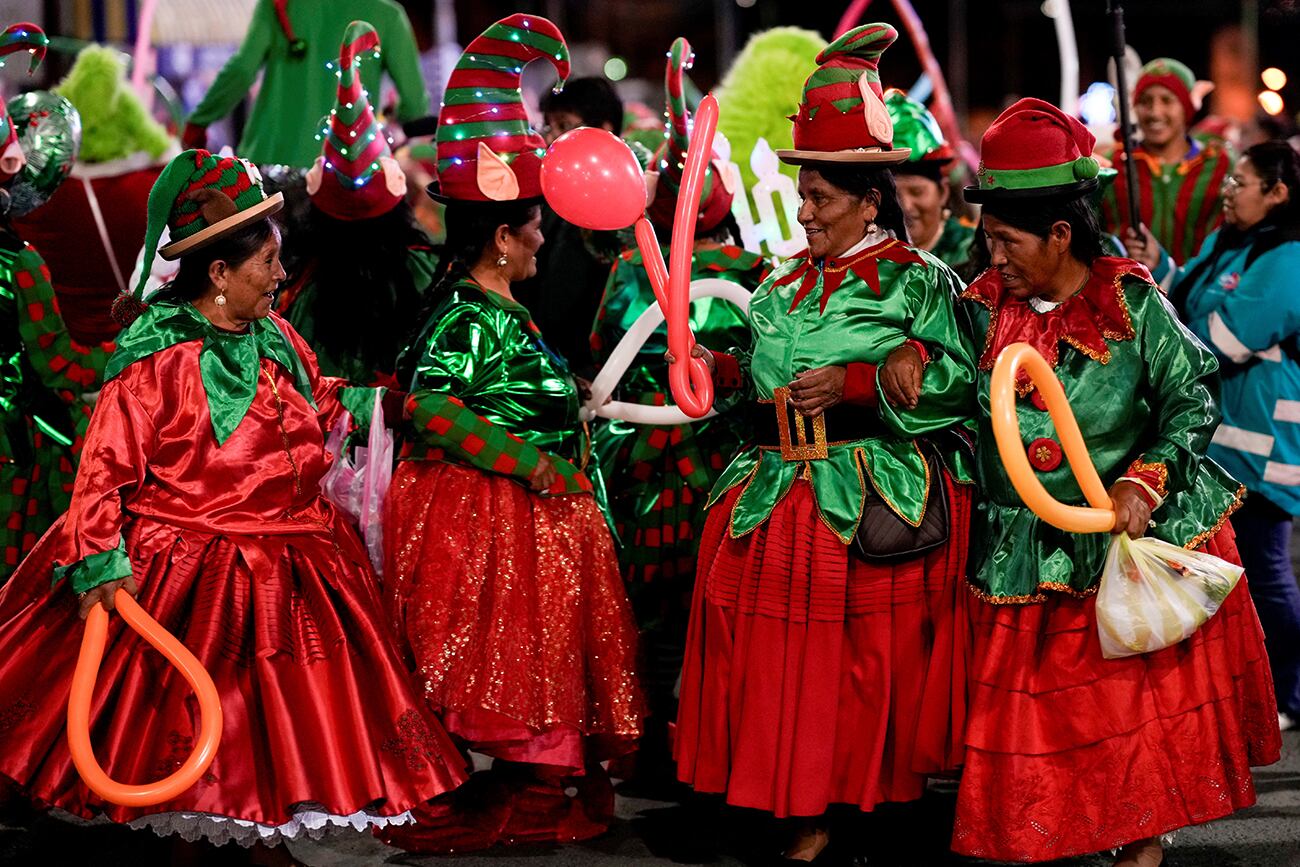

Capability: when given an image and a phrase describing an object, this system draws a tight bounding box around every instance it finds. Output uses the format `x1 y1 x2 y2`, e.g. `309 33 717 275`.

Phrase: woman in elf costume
952 98 1279 866
276 20 437 387
885 89 974 273
0 25 115 581
0 149 465 855
380 16 643 851
589 36 766 775
673 24 976 863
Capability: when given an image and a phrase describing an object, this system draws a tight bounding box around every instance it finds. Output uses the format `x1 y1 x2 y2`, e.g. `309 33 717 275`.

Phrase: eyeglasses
1223 175 1267 193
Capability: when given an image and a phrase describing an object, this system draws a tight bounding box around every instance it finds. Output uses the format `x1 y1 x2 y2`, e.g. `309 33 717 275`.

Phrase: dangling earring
866 220 879 235
496 253 509 267
215 291 227 307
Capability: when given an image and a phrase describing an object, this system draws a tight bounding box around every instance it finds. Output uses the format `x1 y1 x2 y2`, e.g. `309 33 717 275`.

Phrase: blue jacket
1166 227 1300 514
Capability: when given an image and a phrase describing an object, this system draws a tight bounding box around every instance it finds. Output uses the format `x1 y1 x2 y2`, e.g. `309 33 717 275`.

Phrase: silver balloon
7 91 82 217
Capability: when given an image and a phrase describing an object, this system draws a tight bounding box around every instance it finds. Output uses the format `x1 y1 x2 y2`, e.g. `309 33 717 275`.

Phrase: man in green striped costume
1100 57 1230 265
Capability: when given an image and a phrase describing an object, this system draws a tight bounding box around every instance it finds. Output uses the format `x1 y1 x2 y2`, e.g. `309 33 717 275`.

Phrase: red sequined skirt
0 508 467 837
383 461 645 771
952 525 1281 862
674 476 973 818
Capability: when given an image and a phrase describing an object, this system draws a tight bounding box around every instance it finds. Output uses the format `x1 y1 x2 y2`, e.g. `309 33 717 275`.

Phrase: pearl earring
215 291 227 307
496 254 508 267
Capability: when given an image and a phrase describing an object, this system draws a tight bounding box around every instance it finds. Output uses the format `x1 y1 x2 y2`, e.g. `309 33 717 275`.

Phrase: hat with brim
964 97 1101 205
776 146 911 166
111 149 284 326
776 23 910 168
160 193 284 260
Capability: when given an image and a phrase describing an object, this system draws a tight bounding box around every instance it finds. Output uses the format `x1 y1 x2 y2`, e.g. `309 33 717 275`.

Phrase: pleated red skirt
0 509 467 842
674 476 973 818
952 524 1281 862
383 461 645 769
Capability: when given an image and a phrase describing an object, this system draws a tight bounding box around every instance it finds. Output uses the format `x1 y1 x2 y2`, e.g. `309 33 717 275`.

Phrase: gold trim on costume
1182 484 1247 550
773 386 828 461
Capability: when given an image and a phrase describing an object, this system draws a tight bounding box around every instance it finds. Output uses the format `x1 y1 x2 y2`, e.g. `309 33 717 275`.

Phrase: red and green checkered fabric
15 244 113 399
404 391 592 496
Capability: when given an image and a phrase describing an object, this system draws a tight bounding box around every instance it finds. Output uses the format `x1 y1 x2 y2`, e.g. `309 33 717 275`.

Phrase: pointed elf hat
0 23 50 183
309 20 405 221
777 23 909 166
433 14 570 203
646 37 735 235
964 98 1100 204
885 89 954 164
113 149 283 324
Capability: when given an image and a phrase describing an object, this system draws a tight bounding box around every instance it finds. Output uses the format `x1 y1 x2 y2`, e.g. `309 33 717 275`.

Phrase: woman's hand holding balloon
78 576 138 621
880 343 924 409
664 343 716 375
788 366 846 417
1108 480 1153 538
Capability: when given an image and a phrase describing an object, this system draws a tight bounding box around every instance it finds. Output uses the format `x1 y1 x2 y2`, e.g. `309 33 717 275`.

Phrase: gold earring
215 290 227 307
496 253 508 267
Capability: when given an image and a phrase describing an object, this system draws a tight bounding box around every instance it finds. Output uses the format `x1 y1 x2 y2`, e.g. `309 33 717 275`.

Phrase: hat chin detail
860 76 894 146
476 142 520 201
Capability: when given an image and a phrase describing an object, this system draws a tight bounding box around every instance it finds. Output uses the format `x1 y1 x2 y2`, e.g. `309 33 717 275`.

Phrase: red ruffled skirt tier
674 476 973 818
0 509 467 840
383 460 645 766
952 524 1281 862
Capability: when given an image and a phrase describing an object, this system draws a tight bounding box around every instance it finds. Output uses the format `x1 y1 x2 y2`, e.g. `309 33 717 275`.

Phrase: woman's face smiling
797 168 878 260
210 227 286 326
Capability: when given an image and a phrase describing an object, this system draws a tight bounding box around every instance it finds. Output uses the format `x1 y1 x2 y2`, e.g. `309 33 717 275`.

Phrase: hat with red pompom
112 149 284 324
306 20 406 221
645 37 735 235
432 14 569 202
964 97 1101 203
777 23 909 166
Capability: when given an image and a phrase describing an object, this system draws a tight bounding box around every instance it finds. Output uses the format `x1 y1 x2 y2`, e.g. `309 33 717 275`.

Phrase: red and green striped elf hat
307 20 406 221
1133 58 1200 122
113 149 283 323
777 23 909 166
645 37 735 235
964 98 1101 204
433 14 570 202
0 22 49 183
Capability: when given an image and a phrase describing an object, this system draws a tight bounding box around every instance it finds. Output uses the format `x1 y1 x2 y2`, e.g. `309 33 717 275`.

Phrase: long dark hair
968 193 1105 274
398 198 541 383
806 163 910 243
1173 140 1300 312
152 217 280 303
279 201 431 371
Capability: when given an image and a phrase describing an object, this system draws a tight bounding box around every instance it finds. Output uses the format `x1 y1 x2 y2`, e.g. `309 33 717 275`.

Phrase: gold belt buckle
773 386 828 461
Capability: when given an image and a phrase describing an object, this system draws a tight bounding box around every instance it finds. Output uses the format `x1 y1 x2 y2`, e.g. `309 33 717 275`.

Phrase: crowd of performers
0 5 1294 867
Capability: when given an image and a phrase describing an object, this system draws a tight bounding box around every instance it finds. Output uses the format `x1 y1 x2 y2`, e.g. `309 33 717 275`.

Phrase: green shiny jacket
960 258 1243 603
927 216 975 272
709 237 978 544
403 277 600 500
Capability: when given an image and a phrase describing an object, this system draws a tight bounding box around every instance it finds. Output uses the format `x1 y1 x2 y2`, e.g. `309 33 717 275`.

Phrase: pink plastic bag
320 390 393 576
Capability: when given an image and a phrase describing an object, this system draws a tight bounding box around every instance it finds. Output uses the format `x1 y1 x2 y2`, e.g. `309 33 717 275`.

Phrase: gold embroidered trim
1182 484 1247 550
1126 459 1170 498
857 441 929 529
964 578 1099 605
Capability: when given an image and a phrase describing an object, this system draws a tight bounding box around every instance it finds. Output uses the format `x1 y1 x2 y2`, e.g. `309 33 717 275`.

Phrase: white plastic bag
319 390 394 576
1095 533 1243 659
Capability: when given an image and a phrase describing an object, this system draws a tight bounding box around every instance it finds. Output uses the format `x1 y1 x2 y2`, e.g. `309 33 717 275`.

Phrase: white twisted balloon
583 278 753 425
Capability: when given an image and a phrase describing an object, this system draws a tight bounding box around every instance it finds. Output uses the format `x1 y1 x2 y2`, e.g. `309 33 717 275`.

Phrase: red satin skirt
674 476 973 818
0 509 467 839
383 461 645 767
952 525 1282 862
